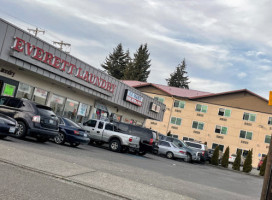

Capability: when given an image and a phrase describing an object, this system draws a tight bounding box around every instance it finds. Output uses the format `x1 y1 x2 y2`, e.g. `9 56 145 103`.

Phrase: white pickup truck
82 119 140 152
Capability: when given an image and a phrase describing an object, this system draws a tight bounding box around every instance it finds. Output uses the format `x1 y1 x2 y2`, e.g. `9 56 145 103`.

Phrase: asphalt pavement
0 137 264 200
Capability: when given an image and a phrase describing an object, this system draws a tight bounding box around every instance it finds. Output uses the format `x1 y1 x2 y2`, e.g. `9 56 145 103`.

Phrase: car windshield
36 105 56 117
64 118 82 128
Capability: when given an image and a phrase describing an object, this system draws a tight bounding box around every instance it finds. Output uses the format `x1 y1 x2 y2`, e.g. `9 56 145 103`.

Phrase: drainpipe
166 96 175 134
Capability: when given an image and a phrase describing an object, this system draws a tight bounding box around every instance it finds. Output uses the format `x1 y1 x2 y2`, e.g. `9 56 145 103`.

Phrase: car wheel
54 132 65 145
0 135 7 139
138 151 147 156
109 139 121 152
70 142 80 147
185 153 192 163
16 121 27 138
36 137 48 143
166 152 174 159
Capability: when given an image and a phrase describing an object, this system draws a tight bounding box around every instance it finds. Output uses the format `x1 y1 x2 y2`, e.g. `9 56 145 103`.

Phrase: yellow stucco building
124 80 272 167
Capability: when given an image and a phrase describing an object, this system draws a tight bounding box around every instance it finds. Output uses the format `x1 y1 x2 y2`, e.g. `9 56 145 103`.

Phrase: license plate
130 144 137 147
9 127 15 133
49 119 54 124
84 133 87 137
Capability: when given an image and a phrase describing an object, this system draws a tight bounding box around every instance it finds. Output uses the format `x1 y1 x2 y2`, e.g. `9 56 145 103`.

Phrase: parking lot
0 137 263 200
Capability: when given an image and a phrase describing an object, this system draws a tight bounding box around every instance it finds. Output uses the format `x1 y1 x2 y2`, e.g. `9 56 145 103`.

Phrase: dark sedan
54 117 90 147
0 113 18 139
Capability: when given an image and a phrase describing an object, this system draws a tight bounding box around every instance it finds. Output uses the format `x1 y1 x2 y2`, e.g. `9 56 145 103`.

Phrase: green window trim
192 121 204 130
170 117 182 126
174 100 186 109
195 104 208 113
239 130 253 140
243 112 256 122
265 135 271 144
268 117 272 125
154 96 164 103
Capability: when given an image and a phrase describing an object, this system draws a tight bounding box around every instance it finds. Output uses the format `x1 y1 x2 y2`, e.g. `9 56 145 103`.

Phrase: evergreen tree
232 150 242 171
221 146 230 168
211 146 220 166
101 43 128 79
243 149 253 173
166 59 190 89
123 44 151 82
260 156 267 176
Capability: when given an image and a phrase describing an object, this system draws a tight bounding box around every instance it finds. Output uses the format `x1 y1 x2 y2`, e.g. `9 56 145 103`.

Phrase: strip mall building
0 18 165 126
124 80 272 167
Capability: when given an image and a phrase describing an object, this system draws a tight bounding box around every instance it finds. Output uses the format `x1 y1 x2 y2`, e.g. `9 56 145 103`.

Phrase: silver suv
158 141 187 160
184 141 208 162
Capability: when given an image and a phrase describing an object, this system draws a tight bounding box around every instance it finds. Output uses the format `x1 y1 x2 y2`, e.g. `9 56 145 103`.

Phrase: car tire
70 142 80 147
16 121 27 139
109 139 121 152
54 132 65 145
0 135 7 139
166 152 174 159
138 151 147 156
185 153 192 163
36 137 48 143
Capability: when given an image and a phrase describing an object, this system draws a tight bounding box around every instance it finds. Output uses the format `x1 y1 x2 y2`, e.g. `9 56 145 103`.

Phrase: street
0 137 263 200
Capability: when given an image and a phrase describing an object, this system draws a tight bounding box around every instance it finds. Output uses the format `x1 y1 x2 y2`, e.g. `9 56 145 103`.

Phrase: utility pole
53 41 71 53
27 27 45 37
261 91 272 200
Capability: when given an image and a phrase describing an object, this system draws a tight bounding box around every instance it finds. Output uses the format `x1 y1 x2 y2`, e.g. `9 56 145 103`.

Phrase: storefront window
63 98 79 121
33 88 48 105
92 107 108 120
16 83 34 100
76 103 91 123
2 83 16 97
49 94 65 116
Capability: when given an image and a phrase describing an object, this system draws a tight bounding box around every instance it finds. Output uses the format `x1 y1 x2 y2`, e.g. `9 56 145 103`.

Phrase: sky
0 0 271 99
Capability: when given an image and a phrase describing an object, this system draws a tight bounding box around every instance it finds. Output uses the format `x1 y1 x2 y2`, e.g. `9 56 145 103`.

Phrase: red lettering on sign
12 37 25 52
100 78 107 89
42 52 54 65
32 47 44 61
82 71 89 82
95 76 100 87
68 64 77 75
111 84 116 93
89 73 95 84
52 56 61 69
60 60 70 71
76 67 83 79
25 42 35 56
106 82 112 92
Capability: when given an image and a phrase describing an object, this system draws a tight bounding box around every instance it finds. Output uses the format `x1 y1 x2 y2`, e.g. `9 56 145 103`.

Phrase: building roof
122 80 212 98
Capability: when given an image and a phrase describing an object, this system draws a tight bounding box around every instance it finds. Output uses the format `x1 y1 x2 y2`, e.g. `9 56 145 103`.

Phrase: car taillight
32 116 40 123
202 151 205 156
74 130 80 135
149 138 153 145
179 151 186 154
129 137 132 142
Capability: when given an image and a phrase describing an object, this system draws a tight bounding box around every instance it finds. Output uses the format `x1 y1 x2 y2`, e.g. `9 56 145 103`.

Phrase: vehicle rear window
64 118 81 128
6 99 21 108
186 142 202 149
105 124 118 131
36 105 56 117
117 123 129 132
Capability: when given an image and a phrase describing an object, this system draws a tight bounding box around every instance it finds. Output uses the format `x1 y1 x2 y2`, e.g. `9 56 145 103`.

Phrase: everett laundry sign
11 37 116 94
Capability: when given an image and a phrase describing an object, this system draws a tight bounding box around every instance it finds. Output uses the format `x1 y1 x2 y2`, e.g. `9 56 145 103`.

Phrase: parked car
159 134 201 162
82 119 140 152
0 96 59 142
229 154 245 165
257 157 265 170
0 113 18 139
54 117 90 147
158 140 187 160
206 149 223 164
184 140 208 162
113 122 159 155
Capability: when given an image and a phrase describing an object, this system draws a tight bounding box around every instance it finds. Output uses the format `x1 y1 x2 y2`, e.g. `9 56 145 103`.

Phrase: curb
206 163 263 178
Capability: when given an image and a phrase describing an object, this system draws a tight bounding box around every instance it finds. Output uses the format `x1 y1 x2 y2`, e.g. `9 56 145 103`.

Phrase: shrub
260 156 267 176
243 149 253 173
211 146 220 166
233 150 241 171
221 146 230 168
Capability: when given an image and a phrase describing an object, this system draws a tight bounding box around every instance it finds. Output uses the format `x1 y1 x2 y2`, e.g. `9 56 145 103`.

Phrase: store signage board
2 84 15 97
11 37 117 94
78 103 88 116
123 89 143 106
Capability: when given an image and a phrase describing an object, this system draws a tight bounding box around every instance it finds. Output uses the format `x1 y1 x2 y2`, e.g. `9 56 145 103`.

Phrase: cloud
237 72 247 79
